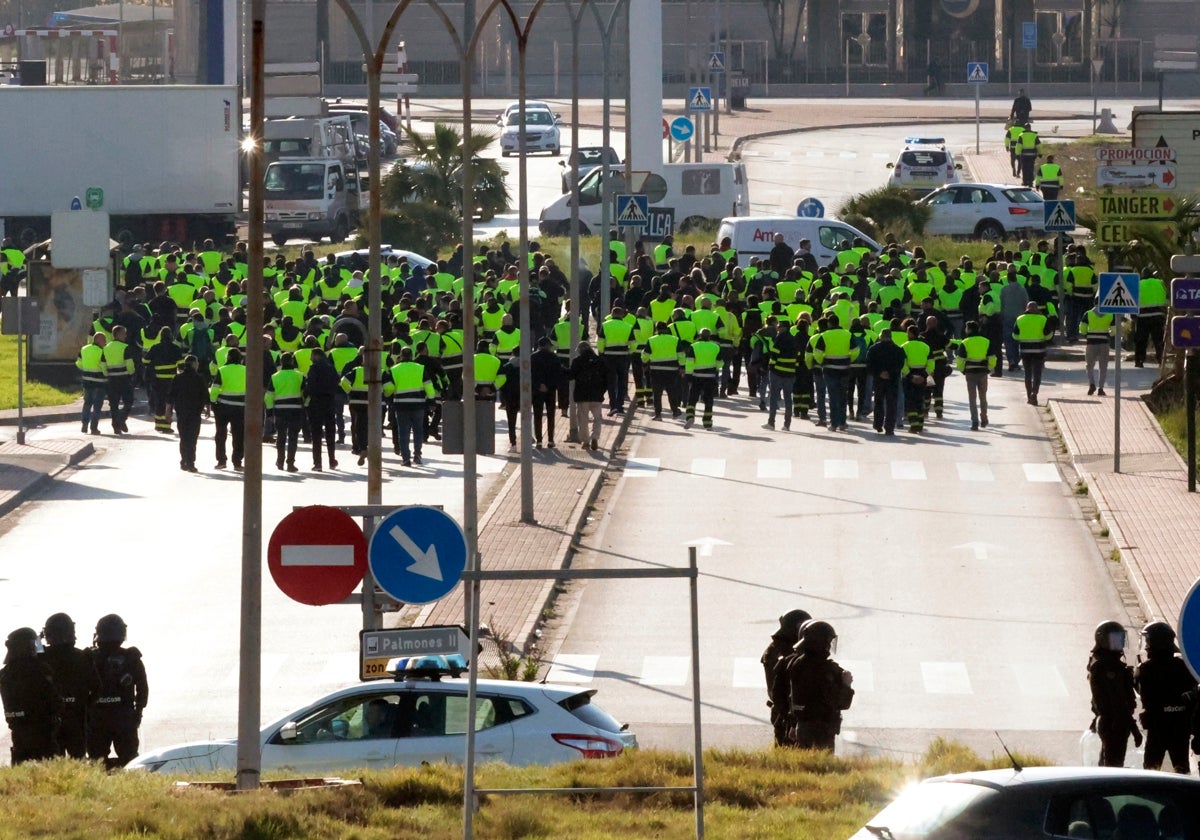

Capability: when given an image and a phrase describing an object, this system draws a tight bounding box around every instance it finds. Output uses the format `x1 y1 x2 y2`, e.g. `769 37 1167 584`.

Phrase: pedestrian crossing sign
707 52 726 73
1043 199 1076 231
688 86 712 111
1097 272 1141 315
616 194 649 228
967 62 989 83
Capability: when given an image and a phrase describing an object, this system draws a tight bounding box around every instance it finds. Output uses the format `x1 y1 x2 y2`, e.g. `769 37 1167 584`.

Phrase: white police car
886 137 962 196
127 655 636 774
499 107 561 157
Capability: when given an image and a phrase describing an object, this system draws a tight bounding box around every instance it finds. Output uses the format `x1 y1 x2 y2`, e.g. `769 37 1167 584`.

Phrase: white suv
499 107 561 157
887 137 962 195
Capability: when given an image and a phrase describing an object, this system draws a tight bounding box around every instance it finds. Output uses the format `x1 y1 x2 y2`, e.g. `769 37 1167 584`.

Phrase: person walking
764 318 798 431
1080 302 1115 395
209 347 247 470
40 613 100 759
103 325 136 434
597 305 634 416
1010 88 1032 124
0 627 61 764
76 332 109 435
531 336 562 448
568 340 608 451
169 355 207 473
1013 301 1054 405
144 325 181 434
1133 274 1168 368
1017 122 1041 188
385 346 436 467
267 352 306 473
304 347 341 471
955 321 996 431
642 322 685 421
683 328 723 430
866 328 906 435
87 614 148 770
1088 620 1141 768
497 350 522 449
1035 154 1063 200
809 314 858 431
783 620 854 751
999 269 1030 372
1134 621 1197 774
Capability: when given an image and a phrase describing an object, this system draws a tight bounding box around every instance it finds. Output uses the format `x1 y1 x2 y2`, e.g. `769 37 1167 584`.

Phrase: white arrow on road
390 525 443 580
953 541 996 561
684 536 733 557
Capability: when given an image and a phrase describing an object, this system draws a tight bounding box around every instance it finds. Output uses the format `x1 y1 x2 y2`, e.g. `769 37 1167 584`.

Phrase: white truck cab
263 115 362 246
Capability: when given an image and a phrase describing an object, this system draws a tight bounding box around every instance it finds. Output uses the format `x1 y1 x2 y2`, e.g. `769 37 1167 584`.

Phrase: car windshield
900 150 949 167
508 110 553 127
264 163 327 199
1002 188 1044 203
574 148 617 166
860 781 996 838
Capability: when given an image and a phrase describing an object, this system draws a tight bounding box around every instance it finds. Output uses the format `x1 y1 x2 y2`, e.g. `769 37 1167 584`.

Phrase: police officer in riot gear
784 620 854 751
1088 620 1141 767
0 627 61 763
87 614 148 769
762 609 812 747
41 613 100 759
1134 621 1197 773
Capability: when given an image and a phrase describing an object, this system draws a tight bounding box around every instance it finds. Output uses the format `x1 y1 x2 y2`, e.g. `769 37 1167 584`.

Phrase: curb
0 440 94 519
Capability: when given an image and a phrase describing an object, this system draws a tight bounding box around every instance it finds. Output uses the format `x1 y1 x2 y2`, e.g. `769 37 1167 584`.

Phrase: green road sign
85 187 104 210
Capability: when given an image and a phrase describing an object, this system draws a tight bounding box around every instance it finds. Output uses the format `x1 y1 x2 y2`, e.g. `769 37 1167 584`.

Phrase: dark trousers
873 376 899 432
631 356 648 406
176 412 201 468
150 377 174 431
10 724 55 764
792 719 837 752
1022 353 1046 400
334 392 347 442
1040 184 1060 200
603 354 631 410
57 709 87 759
107 376 134 431
556 360 571 412
903 374 927 431
1020 151 1037 187
846 369 869 419
649 369 680 417
307 398 337 466
348 404 368 454
533 391 556 443
686 376 717 428
275 408 304 467
87 707 139 769
502 400 519 445
391 405 424 460
82 383 107 431
1134 314 1165 364
213 404 245 466
1143 719 1191 773
825 370 848 428
1098 716 1132 768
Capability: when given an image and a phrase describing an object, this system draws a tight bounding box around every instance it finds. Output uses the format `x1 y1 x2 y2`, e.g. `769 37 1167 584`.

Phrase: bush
841 186 931 242
378 203 462 257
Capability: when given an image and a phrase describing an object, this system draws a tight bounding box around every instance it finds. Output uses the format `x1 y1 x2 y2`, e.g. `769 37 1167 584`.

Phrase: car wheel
551 146 561 157
272 233 289 247
555 220 589 236
975 220 1005 241
502 150 511 158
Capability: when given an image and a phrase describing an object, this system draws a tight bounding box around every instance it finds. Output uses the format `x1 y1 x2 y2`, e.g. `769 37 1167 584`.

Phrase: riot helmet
94 613 127 645
42 612 76 647
4 627 39 663
796 619 838 656
779 609 813 633
1093 620 1126 653
1140 620 1177 653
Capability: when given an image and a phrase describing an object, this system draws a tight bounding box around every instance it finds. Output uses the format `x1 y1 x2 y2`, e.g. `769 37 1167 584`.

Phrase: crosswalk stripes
921 661 972 694
544 653 598 683
956 462 995 482
757 458 792 479
690 458 725 478
824 459 859 479
639 655 690 686
731 657 764 688
1023 463 1060 482
837 659 874 692
1012 662 1070 697
890 460 927 480
624 457 660 477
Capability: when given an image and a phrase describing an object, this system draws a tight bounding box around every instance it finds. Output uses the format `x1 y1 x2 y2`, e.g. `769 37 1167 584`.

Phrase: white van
539 162 749 239
716 216 882 269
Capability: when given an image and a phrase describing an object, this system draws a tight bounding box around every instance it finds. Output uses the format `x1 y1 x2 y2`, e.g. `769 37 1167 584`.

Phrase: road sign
268 506 368 606
1097 146 1176 163
662 117 668 140
616 194 650 228
1097 193 1177 220
1096 219 1177 247
1179 577 1200 680
967 62 989 83
687 86 712 111
1097 272 1141 315
707 52 725 73
1173 277 1200 310
1022 21 1037 50
360 625 470 680
669 116 695 143
70 196 82 211
1043 199 1076 231
796 197 825 218
1096 163 1177 189
85 187 103 210
368 506 468 605
1172 316 1200 349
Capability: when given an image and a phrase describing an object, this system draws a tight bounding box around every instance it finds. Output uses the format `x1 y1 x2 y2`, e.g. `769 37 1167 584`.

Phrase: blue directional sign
797 197 825 218
1097 272 1140 315
687 86 712 111
1022 21 1037 50
1043 199 1076 231
967 62 989 84
669 116 695 143
1179 577 1200 680
616 194 649 228
368 506 467 605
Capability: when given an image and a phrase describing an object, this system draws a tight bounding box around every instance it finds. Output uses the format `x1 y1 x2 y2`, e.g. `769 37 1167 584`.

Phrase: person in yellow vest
1034 154 1063 200
1080 300 1115 396
0 244 26 297
653 235 674 271
683 329 724 430
955 320 997 431
1005 121 1026 178
1017 122 1040 188
1013 301 1054 405
102 325 136 435
385 346 436 467
76 333 109 435
145 325 182 433
266 352 306 472
809 314 859 432
642 322 685 421
1133 274 1168 368
473 340 505 401
900 325 934 433
209 347 247 470
597 305 634 415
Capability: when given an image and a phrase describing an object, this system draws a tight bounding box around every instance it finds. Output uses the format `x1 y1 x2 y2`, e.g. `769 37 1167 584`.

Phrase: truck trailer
0 85 240 249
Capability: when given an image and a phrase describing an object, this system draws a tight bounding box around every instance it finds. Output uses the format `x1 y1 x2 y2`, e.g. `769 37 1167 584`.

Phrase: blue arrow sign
1179 577 1200 680
368 506 467 604
669 116 694 143
967 61 989 84
1097 272 1140 315
1043 199 1076 231
797 197 825 218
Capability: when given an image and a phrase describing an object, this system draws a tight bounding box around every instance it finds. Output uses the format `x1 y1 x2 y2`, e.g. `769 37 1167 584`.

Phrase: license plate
282 222 303 229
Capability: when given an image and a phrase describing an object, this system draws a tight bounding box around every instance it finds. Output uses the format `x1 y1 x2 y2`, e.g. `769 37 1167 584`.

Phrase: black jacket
169 366 208 416
569 351 608 402
531 348 562 393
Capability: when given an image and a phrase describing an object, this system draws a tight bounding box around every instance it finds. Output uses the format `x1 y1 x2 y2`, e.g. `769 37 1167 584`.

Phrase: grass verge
0 335 79 412
1155 399 1200 474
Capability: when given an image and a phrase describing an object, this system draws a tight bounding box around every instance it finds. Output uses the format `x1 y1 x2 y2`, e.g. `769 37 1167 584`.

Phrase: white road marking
757 458 793 479
732 657 765 688
956 462 995 482
1013 663 1070 697
625 457 660 477
545 654 598 683
690 458 726 478
921 661 972 694
1023 463 1060 483
639 656 690 686
891 460 927 480
836 659 874 692
280 545 356 566
824 459 859 479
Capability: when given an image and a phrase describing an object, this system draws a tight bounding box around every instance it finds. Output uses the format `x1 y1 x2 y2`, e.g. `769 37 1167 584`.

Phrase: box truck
262 115 362 247
0 85 240 248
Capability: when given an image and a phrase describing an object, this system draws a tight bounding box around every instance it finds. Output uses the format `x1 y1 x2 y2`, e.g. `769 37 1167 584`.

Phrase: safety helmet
1140 620 1177 652
4 627 39 661
42 613 76 647
779 609 812 632
94 614 127 645
796 619 838 656
1093 620 1126 653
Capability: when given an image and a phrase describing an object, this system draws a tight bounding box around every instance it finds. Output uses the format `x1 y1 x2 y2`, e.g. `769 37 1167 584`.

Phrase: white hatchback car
887 137 962 195
127 658 635 774
499 108 561 157
918 182 1045 240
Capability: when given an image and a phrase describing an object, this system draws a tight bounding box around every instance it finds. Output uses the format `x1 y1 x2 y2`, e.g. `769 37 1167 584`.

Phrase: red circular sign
268 506 367 606
662 117 669 139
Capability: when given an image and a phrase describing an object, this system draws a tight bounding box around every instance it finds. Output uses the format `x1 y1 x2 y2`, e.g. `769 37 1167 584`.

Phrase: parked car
127 656 635 774
848 766 1200 839
918 182 1044 240
499 108 561 157
886 137 962 195
560 146 621 193
327 102 399 134
335 110 399 156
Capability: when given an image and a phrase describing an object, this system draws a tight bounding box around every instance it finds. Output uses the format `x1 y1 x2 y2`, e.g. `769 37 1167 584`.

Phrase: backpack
189 323 214 365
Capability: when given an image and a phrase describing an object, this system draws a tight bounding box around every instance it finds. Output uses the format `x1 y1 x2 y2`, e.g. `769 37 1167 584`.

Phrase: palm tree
381 122 508 222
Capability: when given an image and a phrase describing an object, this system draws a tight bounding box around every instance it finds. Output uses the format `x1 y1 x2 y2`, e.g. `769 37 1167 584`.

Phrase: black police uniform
1088 647 1139 768
88 643 149 768
762 623 806 747
42 643 101 759
0 639 61 764
1135 650 1197 773
785 649 854 751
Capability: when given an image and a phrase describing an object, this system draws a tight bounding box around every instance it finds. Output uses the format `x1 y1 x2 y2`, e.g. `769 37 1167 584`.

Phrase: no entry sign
268 506 367 606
